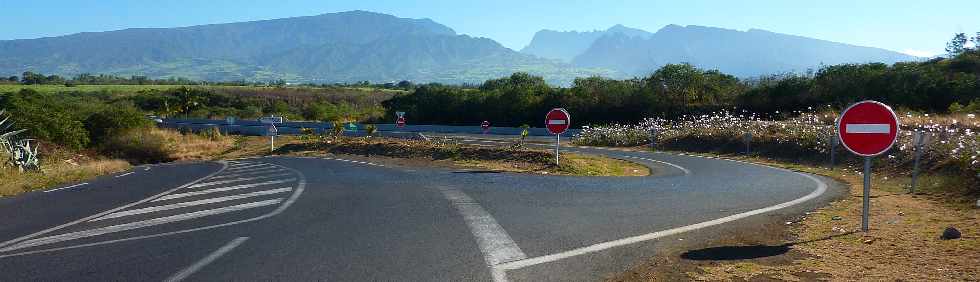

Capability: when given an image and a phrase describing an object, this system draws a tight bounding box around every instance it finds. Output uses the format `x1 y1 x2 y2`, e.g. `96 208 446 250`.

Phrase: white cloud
901 49 939 58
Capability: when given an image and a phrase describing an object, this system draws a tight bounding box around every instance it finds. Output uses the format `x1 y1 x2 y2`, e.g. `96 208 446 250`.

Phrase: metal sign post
837 100 899 232
829 134 838 170
268 124 278 153
743 132 752 155
910 131 929 194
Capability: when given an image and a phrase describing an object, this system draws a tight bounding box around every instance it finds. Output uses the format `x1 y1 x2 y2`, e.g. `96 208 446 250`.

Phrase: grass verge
0 151 130 197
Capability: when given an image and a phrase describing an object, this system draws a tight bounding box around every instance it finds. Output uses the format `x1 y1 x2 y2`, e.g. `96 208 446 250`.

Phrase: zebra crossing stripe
91 188 293 222
153 179 296 202
0 199 283 253
190 173 293 188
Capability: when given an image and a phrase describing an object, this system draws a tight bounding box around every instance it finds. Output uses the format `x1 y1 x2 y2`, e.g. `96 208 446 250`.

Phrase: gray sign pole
910 131 927 194
555 133 560 166
829 135 838 170
743 132 752 155
862 157 872 232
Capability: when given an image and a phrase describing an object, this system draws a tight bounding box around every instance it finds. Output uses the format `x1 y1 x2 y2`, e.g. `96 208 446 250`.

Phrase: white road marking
846 123 890 134
0 163 230 251
0 200 281 252
208 168 287 179
91 188 293 222
190 173 293 188
164 237 249 282
494 163 828 274
0 163 307 259
153 179 296 202
438 186 525 282
623 156 691 175
114 172 135 178
224 163 272 171
44 183 89 193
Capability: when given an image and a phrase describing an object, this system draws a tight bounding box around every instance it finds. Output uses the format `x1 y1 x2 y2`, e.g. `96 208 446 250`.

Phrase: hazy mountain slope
0 10 611 84
520 24 653 62
572 25 918 77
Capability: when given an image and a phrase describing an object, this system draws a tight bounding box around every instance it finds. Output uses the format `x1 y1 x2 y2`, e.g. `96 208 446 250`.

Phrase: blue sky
1 0 975 57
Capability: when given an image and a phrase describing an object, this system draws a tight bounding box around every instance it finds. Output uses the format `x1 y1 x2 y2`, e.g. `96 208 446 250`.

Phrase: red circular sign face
481 121 490 129
545 108 571 135
837 101 899 157
396 117 406 127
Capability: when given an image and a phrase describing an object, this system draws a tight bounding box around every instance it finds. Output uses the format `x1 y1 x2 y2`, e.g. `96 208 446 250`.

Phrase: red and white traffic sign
396 117 406 128
545 108 571 135
837 100 899 157
481 120 490 133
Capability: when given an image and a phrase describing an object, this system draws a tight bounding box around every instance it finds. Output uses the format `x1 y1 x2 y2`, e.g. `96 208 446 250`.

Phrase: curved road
0 139 840 281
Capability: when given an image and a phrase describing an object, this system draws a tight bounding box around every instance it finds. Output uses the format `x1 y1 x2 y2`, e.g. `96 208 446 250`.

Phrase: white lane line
438 186 525 282
624 156 691 175
0 162 230 250
144 167 151 171
91 188 293 222
114 172 135 178
164 237 249 282
0 163 307 259
494 172 828 272
208 168 287 179
190 173 293 188
0 200 281 252
153 179 296 202
44 183 89 193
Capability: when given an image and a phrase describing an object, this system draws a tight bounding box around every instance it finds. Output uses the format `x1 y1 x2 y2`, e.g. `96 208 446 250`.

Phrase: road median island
607 151 979 281
272 136 651 176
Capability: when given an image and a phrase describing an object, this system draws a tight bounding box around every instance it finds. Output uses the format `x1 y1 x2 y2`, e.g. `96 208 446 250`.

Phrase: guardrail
157 118 581 137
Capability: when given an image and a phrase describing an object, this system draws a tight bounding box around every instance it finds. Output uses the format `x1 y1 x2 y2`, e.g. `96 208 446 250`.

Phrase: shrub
84 104 152 145
100 129 172 163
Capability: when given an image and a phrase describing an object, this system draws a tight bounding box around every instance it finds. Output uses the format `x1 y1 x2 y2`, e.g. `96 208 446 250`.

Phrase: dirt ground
608 152 980 282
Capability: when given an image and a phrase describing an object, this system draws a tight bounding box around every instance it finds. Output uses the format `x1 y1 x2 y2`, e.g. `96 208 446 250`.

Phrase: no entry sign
837 101 899 157
481 120 490 133
545 108 571 135
396 117 406 128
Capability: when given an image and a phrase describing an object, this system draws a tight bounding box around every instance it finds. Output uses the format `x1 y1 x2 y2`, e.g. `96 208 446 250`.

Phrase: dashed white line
91 188 293 222
164 237 249 282
114 172 135 178
44 183 89 193
208 168 287 180
0 200 281 252
153 179 296 202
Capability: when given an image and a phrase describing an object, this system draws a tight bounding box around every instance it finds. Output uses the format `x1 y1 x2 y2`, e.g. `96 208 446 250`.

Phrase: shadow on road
680 231 857 261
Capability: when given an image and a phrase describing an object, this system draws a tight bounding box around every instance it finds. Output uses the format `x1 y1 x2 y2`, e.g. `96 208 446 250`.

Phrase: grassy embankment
575 111 979 281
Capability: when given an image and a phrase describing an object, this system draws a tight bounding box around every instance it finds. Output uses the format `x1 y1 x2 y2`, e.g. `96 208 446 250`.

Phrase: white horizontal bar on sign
845 123 890 134
547 120 566 125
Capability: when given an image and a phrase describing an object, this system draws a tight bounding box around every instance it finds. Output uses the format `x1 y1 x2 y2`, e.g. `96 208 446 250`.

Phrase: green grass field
0 84 410 95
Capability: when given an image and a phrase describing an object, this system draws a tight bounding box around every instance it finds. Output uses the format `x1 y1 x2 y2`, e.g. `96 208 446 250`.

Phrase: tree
6 76 16 82
946 33 969 57
973 32 980 50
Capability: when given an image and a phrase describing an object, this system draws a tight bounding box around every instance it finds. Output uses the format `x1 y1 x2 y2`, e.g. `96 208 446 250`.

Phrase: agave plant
0 109 40 172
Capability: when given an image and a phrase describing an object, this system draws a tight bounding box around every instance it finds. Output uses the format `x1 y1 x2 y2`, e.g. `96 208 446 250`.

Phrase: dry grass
0 157 130 197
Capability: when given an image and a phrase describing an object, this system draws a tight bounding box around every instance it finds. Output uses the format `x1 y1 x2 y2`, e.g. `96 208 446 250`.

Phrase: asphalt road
0 135 841 281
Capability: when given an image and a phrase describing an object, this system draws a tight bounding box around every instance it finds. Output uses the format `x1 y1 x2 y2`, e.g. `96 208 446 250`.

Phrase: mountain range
0 10 918 84
523 24 917 77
